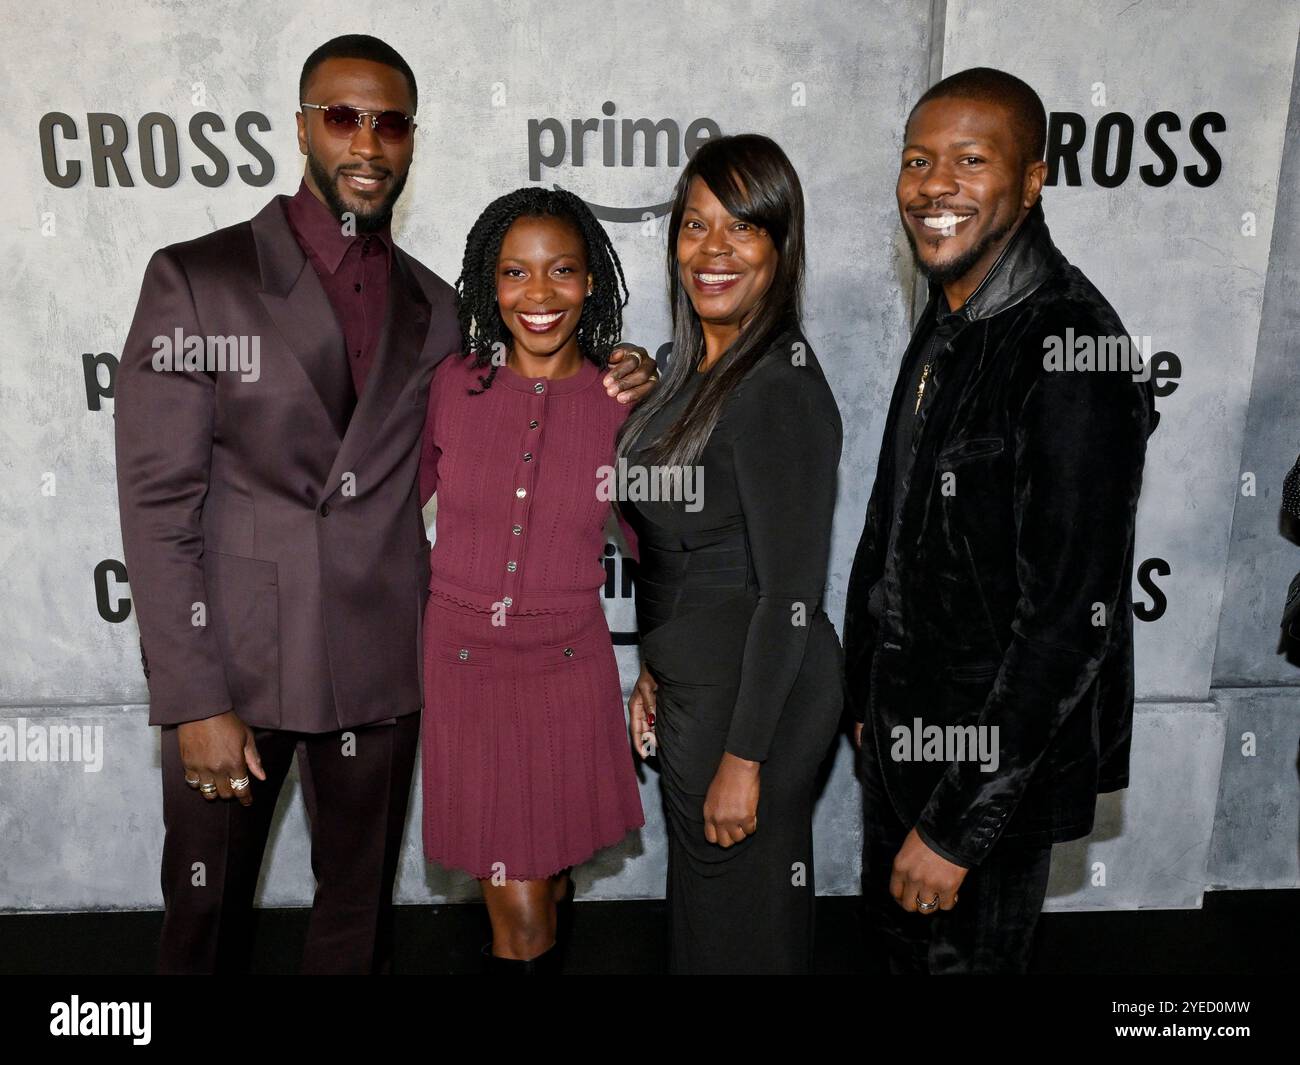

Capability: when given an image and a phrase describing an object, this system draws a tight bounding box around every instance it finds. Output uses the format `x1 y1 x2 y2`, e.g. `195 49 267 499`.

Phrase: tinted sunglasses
300 103 417 143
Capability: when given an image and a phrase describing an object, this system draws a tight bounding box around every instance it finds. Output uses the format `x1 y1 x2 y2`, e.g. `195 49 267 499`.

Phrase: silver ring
199 782 218 795
184 776 201 788
229 776 250 790
916 893 940 913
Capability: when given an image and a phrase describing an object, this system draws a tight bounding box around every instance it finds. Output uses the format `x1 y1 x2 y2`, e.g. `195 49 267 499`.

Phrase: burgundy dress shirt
283 178 392 400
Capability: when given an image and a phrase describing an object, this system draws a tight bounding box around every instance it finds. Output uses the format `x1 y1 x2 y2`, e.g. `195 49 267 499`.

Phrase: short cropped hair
299 34 418 113
910 66 1046 166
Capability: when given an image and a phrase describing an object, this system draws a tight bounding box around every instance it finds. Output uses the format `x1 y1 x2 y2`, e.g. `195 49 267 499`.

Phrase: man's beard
307 151 407 234
906 210 1017 286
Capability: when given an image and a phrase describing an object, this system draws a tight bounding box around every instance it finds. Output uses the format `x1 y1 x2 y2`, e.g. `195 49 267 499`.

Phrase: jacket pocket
946 659 1001 683
938 436 1005 466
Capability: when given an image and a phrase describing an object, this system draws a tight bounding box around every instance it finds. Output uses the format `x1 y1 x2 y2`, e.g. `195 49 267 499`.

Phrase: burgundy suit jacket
114 194 459 730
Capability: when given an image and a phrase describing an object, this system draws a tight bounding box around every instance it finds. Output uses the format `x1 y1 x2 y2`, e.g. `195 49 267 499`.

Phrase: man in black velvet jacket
844 68 1159 973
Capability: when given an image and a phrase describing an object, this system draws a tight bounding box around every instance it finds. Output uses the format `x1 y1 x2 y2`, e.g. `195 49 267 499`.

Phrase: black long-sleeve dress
622 325 844 974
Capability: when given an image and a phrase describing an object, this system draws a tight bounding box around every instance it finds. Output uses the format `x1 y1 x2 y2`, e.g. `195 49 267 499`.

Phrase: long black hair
456 186 629 394
615 133 806 467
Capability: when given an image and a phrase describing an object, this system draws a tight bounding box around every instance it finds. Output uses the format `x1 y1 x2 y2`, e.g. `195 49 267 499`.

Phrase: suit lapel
252 196 353 441
324 247 432 497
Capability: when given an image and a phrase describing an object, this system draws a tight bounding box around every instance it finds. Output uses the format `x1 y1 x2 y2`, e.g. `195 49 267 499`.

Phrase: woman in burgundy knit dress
417 187 650 972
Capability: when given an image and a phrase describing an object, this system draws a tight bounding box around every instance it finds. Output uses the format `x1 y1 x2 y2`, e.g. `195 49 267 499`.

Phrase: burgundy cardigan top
419 352 638 615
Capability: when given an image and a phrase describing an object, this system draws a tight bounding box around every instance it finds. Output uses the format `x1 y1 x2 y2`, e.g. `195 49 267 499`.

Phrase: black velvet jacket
843 201 1159 868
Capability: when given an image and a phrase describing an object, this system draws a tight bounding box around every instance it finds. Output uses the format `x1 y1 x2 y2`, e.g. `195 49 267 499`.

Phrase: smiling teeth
923 213 970 229
698 273 740 282
520 312 563 324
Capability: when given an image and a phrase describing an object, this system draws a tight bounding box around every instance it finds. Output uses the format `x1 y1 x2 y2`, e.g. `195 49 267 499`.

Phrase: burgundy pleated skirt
420 590 645 880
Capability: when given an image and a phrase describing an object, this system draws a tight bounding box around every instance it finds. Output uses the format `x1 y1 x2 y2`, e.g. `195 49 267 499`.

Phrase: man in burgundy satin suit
114 35 450 974
115 35 655 974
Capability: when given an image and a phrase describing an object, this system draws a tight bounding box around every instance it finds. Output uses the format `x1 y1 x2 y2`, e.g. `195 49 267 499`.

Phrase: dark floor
2 888 1295 975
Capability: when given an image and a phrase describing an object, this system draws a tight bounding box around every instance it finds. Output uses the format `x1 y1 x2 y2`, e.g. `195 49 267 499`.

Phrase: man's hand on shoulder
604 343 659 405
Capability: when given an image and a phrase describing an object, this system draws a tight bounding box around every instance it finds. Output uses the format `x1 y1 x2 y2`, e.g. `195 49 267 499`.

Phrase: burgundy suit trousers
157 713 419 974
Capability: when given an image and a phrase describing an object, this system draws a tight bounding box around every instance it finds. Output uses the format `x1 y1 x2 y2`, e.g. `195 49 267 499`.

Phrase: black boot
480 941 561 975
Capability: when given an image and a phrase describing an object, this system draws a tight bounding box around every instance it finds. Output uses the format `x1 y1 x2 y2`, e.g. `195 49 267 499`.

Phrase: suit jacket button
563 647 574 657
318 502 330 516
458 648 469 661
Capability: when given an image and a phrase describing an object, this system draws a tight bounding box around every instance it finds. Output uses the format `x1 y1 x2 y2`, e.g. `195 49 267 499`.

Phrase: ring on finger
184 776 201 788
199 782 218 795
229 776 250 790
916 892 940 913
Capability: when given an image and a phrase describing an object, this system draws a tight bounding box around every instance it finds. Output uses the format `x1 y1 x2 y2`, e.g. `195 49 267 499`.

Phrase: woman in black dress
615 134 843 973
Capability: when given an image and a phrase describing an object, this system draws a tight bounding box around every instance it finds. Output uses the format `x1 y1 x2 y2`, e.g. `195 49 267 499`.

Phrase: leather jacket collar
932 199 1063 324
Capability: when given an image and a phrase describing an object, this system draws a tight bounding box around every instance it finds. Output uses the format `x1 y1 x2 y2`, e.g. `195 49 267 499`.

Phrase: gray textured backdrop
0 0 1296 914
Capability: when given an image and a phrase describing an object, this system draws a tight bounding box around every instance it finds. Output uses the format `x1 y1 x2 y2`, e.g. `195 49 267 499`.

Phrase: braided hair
456 186 630 394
